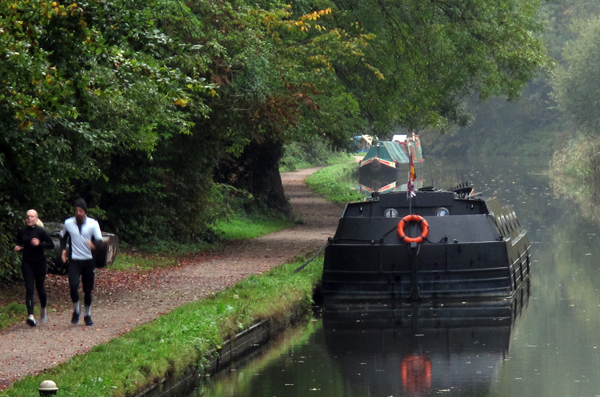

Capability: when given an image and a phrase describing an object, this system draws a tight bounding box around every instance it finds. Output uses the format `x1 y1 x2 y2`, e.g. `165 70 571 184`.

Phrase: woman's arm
39 228 54 250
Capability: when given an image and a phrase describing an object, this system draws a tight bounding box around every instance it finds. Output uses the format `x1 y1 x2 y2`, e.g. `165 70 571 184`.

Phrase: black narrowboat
321 184 532 301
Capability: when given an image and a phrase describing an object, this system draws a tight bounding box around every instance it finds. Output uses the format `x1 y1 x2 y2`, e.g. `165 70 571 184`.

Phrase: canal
189 157 600 396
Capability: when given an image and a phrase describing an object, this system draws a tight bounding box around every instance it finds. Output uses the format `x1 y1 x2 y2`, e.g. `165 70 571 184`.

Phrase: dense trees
553 17 600 136
424 0 600 159
549 14 600 191
1 0 547 279
327 0 548 133
0 0 217 278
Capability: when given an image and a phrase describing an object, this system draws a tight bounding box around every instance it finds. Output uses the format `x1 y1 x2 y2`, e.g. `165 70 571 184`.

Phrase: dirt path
0 166 343 391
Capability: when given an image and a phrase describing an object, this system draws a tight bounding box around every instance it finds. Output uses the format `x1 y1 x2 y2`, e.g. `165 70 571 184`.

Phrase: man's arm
90 221 103 251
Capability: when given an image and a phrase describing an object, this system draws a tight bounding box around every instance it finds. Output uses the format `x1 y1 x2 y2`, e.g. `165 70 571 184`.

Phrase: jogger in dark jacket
14 210 54 327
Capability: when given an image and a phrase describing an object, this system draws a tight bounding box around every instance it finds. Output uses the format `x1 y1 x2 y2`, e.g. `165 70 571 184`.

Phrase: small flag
407 179 416 199
407 152 416 199
409 150 416 181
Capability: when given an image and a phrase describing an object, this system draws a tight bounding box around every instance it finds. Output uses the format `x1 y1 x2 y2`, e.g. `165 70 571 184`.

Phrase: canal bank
0 166 342 396
135 289 320 397
2 256 323 397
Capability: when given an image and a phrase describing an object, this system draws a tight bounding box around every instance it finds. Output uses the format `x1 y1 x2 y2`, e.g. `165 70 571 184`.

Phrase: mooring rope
293 240 331 274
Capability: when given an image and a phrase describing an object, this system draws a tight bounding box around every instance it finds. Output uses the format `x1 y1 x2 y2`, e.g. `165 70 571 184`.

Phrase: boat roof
362 141 410 163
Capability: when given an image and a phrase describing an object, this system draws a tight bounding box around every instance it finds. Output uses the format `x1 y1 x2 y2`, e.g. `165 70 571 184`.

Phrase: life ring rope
397 214 429 244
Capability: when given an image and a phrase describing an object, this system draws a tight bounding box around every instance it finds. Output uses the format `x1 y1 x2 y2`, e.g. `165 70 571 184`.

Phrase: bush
0 206 24 283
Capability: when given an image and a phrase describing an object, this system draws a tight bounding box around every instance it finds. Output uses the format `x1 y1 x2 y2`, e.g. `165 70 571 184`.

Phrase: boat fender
397 214 429 244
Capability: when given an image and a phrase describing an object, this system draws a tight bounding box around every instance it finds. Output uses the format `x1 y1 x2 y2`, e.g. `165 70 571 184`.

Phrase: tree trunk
216 138 292 217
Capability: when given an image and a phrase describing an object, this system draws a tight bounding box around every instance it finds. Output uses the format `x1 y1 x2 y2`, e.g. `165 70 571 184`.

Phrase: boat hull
321 191 532 301
358 158 398 181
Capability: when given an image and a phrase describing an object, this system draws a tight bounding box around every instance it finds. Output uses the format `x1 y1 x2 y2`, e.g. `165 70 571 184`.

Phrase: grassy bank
1 256 322 397
305 162 363 206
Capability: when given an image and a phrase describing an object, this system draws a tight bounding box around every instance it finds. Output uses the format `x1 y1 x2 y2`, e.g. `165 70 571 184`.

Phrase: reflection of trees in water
549 207 600 318
496 202 600 396
549 172 600 225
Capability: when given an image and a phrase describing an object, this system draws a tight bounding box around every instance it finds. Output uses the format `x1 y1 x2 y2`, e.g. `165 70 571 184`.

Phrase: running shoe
84 315 93 326
26 315 36 327
71 311 80 325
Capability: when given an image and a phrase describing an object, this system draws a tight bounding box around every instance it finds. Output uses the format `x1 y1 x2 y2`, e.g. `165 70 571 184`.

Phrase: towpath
0 166 342 390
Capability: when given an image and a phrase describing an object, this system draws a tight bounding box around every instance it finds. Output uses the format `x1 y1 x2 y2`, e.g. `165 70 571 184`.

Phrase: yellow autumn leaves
288 8 333 33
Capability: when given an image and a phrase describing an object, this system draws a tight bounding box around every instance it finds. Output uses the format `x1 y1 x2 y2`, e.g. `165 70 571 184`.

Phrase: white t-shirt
60 216 102 260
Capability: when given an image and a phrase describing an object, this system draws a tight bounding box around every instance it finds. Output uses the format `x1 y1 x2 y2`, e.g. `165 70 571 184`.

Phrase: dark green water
191 157 600 397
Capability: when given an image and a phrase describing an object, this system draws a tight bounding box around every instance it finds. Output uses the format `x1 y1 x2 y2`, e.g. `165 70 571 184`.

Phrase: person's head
26 209 39 227
74 198 87 223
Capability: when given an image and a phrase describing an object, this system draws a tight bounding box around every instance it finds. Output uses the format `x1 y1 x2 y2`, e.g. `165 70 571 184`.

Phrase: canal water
189 157 600 397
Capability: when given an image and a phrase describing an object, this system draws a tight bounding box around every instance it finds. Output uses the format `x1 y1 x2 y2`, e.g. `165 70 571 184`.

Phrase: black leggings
68 259 95 306
21 260 47 315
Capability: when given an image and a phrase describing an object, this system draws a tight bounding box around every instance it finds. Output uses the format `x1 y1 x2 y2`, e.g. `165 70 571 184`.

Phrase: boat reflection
322 283 529 396
358 173 425 196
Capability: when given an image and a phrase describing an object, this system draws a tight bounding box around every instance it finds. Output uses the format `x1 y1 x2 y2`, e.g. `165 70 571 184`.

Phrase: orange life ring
397 214 429 244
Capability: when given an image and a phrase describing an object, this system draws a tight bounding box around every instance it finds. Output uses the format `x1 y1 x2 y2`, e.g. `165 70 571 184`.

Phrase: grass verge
0 256 323 397
215 214 295 241
305 162 363 206
0 302 26 330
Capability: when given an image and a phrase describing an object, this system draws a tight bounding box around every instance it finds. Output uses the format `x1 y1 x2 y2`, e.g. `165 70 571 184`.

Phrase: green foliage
549 136 600 238
104 181 295 253
305 162 363 205
98 127 218 246
421 0 600 160
279 137 355 172
553 17 600 136
540 0 600 61
546 10 600 193
208 183 261 221
0 0 213 275
550 135 600 184
322 0 549 133
210 182 295 240
0 222 21 283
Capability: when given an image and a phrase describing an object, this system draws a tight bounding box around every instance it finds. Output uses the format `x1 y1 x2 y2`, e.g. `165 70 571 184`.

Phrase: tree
155 1 372 212
326 0 548 134
210 0 549 210
553 16 600 136
0 0 212 275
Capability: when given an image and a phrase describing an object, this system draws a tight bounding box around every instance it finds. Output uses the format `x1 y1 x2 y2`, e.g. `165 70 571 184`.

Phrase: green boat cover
362 141 410 163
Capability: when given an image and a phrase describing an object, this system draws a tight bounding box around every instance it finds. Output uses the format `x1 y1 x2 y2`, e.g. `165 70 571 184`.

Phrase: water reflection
192 289 529 397
322 287 529 397
358 171 425 196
